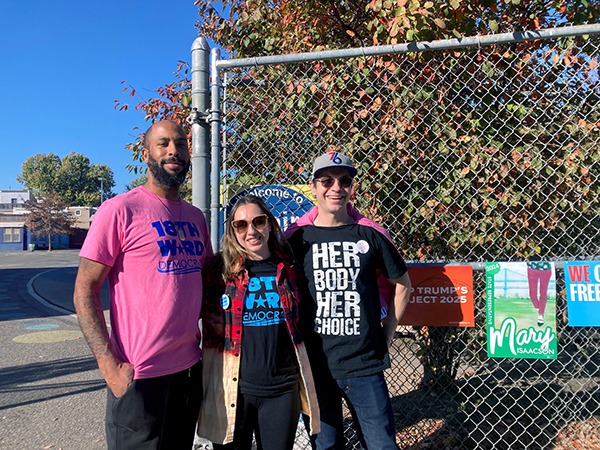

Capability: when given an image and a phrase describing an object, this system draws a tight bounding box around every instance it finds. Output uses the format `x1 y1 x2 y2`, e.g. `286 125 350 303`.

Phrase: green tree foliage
23 194 75 252
16 153 61 198
18 152 115 206
126 174 148 191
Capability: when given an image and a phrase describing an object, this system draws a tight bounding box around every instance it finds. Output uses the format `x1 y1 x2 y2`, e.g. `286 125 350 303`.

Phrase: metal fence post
210 47 223 252
190 37 210 216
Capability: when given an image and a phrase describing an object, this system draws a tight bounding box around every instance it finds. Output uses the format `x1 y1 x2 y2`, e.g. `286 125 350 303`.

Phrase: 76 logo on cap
328 151 343 164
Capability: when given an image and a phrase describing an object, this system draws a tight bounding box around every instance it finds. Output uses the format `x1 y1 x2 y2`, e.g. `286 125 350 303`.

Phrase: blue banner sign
564 261 600 327
227 185 314 231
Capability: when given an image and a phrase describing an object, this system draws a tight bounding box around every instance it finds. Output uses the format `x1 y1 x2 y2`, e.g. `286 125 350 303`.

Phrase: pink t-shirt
80 186 213 379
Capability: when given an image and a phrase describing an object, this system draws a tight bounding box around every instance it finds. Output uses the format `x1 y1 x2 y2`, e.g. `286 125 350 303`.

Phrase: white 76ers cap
312 151 358 178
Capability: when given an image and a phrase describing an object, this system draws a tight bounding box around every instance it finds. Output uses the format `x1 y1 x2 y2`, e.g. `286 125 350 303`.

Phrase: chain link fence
204 25 600 449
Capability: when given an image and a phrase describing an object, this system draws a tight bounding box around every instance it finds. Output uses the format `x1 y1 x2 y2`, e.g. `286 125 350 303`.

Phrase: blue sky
0 1 201 194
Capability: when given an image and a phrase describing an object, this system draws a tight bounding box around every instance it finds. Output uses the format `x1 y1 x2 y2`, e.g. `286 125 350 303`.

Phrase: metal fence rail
199 24 600 449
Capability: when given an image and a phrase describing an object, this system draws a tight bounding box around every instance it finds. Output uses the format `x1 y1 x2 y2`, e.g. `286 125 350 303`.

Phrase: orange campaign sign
399 265 475 327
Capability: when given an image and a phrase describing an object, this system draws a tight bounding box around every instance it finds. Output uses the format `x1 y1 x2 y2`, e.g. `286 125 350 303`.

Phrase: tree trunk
48 234 52 252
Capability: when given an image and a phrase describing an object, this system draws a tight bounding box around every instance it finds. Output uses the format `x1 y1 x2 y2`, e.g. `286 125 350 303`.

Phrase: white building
0 190 35 251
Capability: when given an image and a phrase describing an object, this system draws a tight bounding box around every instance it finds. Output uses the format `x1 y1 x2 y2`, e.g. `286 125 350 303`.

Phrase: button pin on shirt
221 294 231 310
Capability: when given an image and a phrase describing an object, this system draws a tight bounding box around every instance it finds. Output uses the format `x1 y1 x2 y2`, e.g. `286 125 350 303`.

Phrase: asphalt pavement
0 250 212 450
0 249 108 450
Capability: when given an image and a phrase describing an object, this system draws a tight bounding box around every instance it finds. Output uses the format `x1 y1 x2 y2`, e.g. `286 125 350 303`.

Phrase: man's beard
147 155 190 189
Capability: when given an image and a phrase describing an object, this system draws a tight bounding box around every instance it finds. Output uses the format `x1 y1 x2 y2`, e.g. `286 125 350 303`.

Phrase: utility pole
98 177 104 204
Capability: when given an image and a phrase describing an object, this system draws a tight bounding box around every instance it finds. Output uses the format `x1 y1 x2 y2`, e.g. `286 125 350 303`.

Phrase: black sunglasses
231 214 269 233
314 176 353 188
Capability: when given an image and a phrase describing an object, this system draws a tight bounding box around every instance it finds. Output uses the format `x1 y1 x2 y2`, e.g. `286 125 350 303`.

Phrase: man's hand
102 358 135 397
382 272 411 347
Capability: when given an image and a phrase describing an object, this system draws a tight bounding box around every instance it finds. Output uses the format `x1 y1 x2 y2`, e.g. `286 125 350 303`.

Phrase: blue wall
0 226 27 251
0 227 69 251
30 234 69 250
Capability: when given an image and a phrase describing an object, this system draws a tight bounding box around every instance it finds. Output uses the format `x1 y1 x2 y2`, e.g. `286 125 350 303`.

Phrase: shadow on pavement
0 356 106 410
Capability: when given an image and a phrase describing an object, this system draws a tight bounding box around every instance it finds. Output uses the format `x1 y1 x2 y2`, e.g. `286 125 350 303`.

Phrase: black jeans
105 360 202 450
212 385 301 450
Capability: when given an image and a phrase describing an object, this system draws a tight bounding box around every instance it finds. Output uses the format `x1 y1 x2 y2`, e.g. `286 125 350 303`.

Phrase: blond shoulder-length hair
221 195 291 279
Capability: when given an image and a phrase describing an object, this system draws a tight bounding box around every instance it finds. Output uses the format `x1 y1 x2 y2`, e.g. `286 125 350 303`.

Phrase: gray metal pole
210 47 223 252
217 23 600 69
190 37 210 216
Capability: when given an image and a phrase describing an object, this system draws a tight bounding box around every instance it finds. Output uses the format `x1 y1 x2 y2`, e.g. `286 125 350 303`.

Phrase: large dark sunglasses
314 176 353 188
231 214 269 233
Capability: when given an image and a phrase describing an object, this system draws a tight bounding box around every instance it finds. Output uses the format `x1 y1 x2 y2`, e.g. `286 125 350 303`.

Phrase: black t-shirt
288 224 407 379
239 258 299 396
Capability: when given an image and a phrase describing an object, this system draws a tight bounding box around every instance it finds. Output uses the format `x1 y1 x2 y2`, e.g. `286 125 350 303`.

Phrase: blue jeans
307 372 398 450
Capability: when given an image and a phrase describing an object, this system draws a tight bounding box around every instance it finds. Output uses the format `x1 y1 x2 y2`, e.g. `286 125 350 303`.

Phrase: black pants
105 360 202 450
213 385 301 450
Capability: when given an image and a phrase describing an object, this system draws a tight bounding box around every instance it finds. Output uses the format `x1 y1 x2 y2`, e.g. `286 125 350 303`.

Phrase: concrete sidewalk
0 248 81 270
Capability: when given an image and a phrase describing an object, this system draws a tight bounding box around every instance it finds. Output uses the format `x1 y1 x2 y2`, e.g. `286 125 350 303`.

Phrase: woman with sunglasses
197 195 320 450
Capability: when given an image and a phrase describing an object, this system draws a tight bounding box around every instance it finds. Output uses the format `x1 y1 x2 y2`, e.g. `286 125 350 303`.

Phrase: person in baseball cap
312 151 358 178
286 150 411 450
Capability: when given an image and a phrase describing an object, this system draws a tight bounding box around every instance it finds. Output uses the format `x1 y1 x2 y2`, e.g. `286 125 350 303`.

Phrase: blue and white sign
227 185 314 231
564 261 600 327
